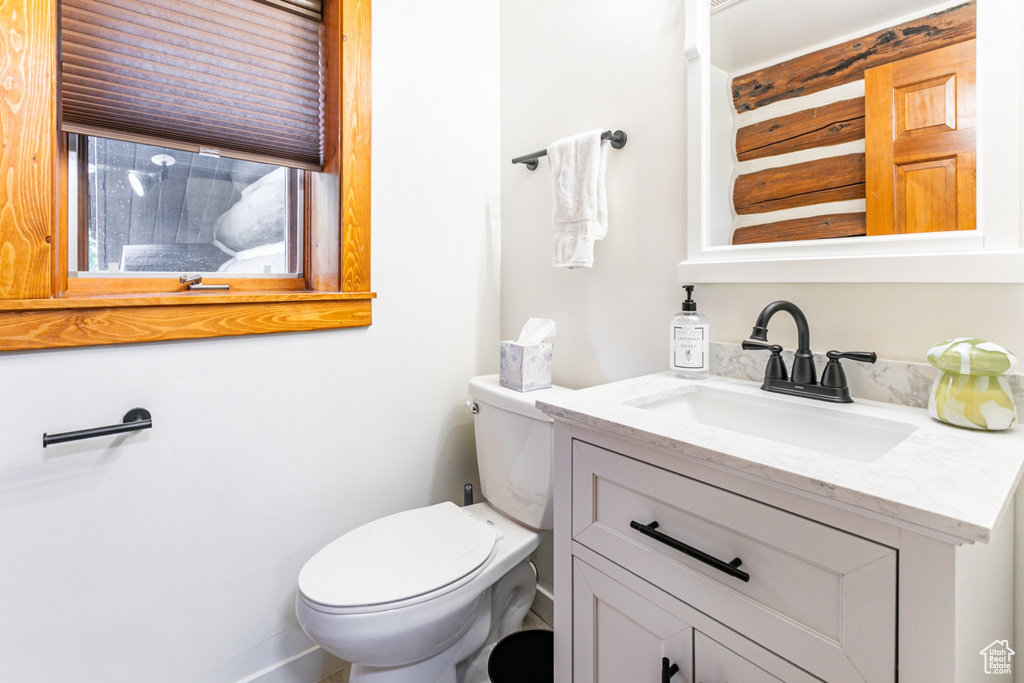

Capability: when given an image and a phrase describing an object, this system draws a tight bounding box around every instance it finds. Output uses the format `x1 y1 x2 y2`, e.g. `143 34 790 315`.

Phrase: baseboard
532 583 554 627
234 645 347 683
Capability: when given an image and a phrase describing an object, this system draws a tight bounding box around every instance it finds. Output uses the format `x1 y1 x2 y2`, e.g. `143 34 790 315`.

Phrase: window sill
0 292 376 351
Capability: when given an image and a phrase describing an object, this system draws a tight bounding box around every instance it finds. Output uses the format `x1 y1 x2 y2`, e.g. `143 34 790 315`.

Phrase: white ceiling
710 0 962 74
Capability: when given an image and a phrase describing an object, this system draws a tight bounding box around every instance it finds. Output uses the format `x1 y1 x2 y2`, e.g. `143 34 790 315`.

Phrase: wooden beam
736 98 865 161
732 213 866 245
734 153 865 214
731 1 975 112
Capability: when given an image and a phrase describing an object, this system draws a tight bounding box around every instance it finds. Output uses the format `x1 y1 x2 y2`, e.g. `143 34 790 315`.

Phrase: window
71 136 304 278
0 0 372 351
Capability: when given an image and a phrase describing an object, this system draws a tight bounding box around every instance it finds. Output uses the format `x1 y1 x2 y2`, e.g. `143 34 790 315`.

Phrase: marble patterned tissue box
500 342 552 392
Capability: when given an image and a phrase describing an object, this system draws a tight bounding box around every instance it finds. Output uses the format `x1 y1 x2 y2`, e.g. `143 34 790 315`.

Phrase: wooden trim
731 2 975 112
309 0 343 292
287 168 300 275
865 53 895 236
65 276 310 297
0 0 55 300
0 291 374 312
341 0 372 293
0 0 374 352
75 135 90 271
54 97 69 298
732 214 866 245
310 0 371 293
734 154 865 215
0 298 373 351
736 98 865 162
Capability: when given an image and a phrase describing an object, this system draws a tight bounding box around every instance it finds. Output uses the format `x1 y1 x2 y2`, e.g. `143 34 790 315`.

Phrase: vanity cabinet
572 439 893 682
550 421 1016 683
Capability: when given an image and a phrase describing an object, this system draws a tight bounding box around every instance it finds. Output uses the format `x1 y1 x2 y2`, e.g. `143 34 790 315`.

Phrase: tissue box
499 341 552 392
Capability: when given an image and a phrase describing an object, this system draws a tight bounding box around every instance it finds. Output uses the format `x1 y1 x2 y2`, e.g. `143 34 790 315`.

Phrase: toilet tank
468 375 572 531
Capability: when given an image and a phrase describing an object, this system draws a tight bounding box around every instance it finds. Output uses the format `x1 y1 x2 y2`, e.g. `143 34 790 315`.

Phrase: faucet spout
750 301 816 385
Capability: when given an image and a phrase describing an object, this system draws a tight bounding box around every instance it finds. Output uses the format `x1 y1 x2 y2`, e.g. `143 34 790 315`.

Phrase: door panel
573 559 693 683
694 632 784 683
866 39 976 235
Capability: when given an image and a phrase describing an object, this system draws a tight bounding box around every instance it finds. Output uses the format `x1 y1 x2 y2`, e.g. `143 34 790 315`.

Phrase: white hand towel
547 130 608 268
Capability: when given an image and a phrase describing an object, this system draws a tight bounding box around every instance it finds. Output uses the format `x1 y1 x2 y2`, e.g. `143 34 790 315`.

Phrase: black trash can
487 629 554 683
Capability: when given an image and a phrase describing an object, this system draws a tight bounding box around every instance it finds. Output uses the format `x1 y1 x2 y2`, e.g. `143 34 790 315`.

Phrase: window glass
71 136 303 277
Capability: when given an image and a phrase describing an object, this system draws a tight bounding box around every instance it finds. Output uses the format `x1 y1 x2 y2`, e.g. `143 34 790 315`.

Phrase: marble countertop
537 372 1024 544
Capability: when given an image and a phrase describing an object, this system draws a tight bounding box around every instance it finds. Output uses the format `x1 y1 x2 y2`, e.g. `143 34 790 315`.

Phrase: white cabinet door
694 631 785 683
573 559 693 682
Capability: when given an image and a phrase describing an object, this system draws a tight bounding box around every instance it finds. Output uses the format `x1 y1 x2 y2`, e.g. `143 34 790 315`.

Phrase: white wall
0 2 500 682
500 0 689 389
499 0 688 611
500 0 1024 658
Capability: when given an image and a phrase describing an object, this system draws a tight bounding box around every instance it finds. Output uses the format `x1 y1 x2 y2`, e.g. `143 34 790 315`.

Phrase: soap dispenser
671 285 710 379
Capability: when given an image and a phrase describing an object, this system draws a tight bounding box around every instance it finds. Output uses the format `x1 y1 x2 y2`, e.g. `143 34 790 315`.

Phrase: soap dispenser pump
671 285 710 379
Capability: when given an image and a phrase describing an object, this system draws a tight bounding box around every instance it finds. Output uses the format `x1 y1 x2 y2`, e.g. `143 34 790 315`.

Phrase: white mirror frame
679 0 1024 283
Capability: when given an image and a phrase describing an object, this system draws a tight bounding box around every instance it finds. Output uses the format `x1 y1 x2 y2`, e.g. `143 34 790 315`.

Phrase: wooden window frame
67 137 309 295
0 0 373 352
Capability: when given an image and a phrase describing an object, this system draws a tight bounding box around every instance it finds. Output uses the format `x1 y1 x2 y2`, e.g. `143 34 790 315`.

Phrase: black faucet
742 301 876 403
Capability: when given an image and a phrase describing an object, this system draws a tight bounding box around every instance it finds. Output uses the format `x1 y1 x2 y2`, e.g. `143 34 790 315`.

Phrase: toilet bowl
295 376 571 683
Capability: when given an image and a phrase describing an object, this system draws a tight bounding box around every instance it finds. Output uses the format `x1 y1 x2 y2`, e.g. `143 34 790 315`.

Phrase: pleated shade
61 0 324 170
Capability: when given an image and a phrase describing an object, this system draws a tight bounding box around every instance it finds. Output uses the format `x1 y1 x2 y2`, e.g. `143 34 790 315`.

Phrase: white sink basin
627 384 918 462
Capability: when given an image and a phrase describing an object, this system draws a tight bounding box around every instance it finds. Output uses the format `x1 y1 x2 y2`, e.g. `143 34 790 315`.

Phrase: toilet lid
298 502 497 608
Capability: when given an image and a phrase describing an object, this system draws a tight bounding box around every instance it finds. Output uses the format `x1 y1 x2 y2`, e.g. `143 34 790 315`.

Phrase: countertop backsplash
712 342 1024 409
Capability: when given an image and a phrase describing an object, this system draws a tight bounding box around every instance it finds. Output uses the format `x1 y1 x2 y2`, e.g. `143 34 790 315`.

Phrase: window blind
61 0 324 170
256 0 322 20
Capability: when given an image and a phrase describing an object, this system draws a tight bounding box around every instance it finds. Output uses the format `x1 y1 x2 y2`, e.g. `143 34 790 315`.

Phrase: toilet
295 375 571 683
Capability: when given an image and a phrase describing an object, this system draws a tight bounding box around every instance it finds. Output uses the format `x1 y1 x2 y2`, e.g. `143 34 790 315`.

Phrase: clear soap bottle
670 285 709 379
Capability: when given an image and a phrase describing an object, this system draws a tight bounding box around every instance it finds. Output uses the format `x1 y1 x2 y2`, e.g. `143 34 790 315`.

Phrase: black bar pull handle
43 408 153 448
662 657 679 682
630 520 750 583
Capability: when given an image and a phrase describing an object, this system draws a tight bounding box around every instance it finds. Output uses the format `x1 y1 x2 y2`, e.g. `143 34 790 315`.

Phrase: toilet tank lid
468 375 573 422
297 502 496 608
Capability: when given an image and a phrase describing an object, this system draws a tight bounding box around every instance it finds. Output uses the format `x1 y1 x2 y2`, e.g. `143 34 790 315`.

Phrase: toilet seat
298 502 497 612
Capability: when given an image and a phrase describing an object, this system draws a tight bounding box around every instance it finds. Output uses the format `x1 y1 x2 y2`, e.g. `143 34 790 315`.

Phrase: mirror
712 0 975 246
680 0 1024 282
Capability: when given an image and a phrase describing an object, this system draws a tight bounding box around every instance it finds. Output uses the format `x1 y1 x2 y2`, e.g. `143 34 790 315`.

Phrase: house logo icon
980 640 1014 675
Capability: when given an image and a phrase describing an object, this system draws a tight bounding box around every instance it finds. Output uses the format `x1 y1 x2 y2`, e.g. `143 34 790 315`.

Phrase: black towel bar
43 408 153 447
512 129 627 170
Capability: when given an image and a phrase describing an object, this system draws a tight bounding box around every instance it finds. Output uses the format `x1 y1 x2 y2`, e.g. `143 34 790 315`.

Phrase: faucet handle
742 340 782 353
742 340 788 380
826 351 877 364
821 351 877 389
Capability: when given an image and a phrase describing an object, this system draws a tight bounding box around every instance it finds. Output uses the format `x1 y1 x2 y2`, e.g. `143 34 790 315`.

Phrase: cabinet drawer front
572 439 895 683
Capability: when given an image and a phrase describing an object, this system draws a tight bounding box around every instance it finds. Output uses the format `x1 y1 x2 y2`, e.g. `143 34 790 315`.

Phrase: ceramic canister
926 338 1018 431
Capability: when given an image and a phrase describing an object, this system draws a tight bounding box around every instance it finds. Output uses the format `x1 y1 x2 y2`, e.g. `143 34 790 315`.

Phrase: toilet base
457 560 537 683
348 559 537 683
